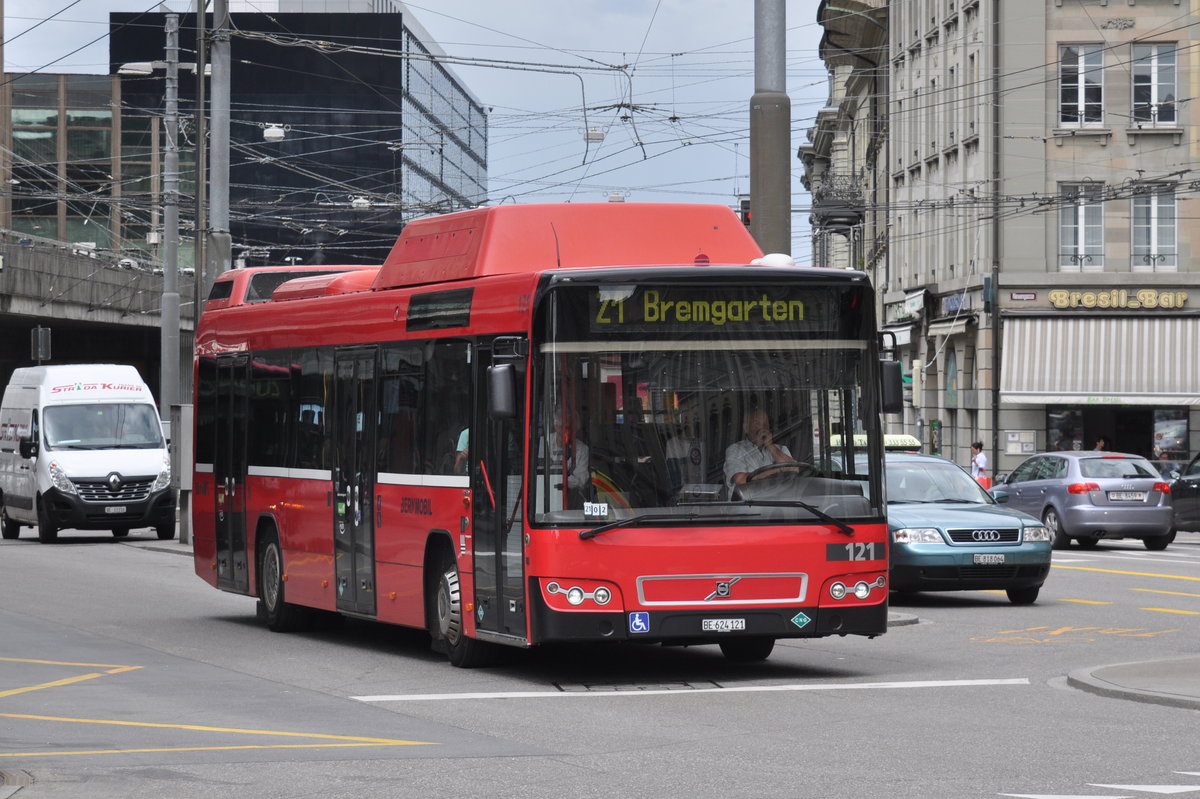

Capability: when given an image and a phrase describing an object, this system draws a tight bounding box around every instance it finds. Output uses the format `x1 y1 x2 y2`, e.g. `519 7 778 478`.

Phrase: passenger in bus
546 416 590 506
724 408 796 491
453 428 469 475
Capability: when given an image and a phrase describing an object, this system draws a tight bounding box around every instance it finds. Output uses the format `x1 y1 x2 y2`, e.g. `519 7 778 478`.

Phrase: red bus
192 203 903 667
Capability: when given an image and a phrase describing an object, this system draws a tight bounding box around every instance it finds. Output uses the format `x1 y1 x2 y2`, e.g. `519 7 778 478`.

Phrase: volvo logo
971 529 1002 542
107 473 123 491
705 576 742 601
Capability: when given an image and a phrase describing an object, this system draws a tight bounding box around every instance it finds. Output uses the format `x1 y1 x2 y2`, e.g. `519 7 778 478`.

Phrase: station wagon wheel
1005 586 1040 605
1043 507 1069 549
1075 536 1099 549
1143 532 1171 551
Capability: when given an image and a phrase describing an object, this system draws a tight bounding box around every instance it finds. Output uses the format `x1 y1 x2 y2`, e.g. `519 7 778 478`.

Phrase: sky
3 0 828 260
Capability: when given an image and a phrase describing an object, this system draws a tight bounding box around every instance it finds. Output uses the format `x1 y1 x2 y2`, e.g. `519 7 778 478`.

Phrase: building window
1058 182 1104 271
1059 45 1103 126
1131 185 1176 272
1132 44 1176 126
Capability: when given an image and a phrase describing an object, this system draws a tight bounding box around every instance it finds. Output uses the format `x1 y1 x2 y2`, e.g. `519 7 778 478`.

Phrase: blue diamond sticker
791 612 811 629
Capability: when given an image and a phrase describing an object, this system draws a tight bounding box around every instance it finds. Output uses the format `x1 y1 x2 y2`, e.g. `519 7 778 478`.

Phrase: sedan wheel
1043 508 1070 550
1006 586 1040 605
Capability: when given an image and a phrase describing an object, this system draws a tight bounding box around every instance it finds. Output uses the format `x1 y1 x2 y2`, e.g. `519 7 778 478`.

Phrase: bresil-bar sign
1048 288 1189 310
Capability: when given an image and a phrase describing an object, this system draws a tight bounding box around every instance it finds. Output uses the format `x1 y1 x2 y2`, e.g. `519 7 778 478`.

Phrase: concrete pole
749 0 791 255
161 14 181 422
207 0 232 291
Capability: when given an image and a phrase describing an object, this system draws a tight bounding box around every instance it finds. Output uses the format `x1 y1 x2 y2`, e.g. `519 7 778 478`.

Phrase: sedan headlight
1023 525 1051 542
893 527 943 544
151 455 172 491
48 460 78 495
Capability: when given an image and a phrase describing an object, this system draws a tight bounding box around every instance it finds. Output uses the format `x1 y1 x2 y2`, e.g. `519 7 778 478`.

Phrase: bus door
333 347 378 616
214 354 250 593
470 340 527 640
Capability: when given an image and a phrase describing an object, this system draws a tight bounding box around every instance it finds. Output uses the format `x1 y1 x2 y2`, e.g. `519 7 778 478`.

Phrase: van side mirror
880 360 903 415
19 437 38 459
488 363 516 419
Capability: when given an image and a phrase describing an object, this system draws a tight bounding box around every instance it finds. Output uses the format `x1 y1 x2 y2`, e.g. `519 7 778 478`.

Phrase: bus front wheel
432 552 495 668
718 636 776 662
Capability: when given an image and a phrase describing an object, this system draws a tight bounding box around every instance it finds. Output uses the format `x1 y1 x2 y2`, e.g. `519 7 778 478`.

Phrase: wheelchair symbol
629 612 650 634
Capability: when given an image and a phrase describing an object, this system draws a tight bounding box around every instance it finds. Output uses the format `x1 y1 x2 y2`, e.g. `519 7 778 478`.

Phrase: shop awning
882 324 912 346
926 316 973 337
1001 316 1200 405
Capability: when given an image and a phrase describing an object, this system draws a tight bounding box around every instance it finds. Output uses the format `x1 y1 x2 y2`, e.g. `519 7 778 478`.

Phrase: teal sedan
886 453 1053 604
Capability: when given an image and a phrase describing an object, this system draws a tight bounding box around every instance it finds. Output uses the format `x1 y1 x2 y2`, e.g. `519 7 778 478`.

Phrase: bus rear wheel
258 531 310 632
718 636 775 663
432 552 495 668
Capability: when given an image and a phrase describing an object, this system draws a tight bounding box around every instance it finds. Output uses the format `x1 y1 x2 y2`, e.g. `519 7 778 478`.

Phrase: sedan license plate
104 505 127 514
702 618 746 632
1109 491 1145 501
973 553 1005 565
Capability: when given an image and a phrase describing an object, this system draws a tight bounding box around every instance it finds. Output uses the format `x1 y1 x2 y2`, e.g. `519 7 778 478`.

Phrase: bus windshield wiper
725 499 856 537
579 511 760 540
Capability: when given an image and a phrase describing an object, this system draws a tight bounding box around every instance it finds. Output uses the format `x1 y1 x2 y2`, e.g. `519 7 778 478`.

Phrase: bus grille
76 479 153 503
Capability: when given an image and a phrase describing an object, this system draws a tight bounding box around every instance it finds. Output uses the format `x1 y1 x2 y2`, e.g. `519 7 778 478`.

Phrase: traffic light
738 195 751 227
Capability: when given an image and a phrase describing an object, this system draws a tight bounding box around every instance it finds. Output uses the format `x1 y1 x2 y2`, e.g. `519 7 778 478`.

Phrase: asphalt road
2 529 1199 798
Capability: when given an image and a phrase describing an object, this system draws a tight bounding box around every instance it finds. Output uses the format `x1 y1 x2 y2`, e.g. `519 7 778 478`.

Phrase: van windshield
43 404 164 450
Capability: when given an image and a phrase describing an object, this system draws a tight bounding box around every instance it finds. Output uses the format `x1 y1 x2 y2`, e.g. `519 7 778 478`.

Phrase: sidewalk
1068 657 1200 711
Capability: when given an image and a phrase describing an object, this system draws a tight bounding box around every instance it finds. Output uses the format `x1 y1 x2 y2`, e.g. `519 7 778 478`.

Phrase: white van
0 364 175 543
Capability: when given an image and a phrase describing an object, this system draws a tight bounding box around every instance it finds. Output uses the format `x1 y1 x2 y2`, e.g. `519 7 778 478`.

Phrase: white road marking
1089 786 1200 795
999 795 1133 799
353 677 1029 702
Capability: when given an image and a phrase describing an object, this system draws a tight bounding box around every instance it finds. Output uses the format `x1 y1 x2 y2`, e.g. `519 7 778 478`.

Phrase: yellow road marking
1139 607 1200 616
1 743 426 759
1 656 436 756
1058 599 1112 605
1131 587 1200 599
1052 564 1200 582
0 711 432 745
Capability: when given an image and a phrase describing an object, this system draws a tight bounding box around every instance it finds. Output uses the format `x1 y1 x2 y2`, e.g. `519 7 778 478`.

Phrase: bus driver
724 408 796 492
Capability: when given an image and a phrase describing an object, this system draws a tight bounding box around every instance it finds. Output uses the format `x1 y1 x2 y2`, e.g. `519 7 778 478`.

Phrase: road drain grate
0 770 33 787
553 681 722 692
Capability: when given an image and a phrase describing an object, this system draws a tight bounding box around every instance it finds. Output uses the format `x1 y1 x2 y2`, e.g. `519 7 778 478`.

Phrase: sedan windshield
886 460 993 504
43 403 164 449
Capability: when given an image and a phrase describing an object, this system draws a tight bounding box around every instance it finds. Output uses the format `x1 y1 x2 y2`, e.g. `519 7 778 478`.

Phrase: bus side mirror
880 360 903 415
488 363 516 419
19 436 38 459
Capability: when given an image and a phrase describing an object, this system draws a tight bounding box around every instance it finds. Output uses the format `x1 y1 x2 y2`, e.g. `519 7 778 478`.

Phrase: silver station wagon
991 451 1174 551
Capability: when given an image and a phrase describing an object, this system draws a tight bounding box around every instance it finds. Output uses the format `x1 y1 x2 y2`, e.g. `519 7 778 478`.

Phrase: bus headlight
566 586 586 606
830 582 847 600
48 460 77 495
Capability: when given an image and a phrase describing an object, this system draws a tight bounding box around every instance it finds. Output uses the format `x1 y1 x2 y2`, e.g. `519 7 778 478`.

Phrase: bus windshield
531 279 885 526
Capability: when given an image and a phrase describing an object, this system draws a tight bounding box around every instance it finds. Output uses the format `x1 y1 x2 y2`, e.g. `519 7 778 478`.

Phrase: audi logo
971 529 1002 542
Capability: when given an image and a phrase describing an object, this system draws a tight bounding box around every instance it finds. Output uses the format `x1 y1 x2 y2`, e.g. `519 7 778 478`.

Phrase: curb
1067 659 1200 711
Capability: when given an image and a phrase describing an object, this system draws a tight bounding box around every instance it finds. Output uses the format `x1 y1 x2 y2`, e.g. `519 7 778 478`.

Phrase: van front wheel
36 497 57 544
